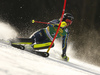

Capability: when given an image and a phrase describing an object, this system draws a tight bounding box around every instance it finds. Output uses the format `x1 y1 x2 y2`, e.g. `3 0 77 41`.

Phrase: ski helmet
63 13 74 21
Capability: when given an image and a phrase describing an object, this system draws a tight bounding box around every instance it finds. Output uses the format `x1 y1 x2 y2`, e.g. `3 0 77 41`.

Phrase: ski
11 44 49 57
31 51 49 57
11 44 25 50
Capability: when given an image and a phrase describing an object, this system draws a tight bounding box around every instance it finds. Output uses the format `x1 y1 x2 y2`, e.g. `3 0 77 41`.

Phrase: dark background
0 0 100 66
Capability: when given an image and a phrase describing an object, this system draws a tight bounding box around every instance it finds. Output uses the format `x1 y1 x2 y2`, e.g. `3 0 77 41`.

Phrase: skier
30 13 74 61
11 13 74 61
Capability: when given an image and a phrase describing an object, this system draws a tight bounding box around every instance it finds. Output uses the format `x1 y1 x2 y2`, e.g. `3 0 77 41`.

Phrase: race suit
31 19 69 55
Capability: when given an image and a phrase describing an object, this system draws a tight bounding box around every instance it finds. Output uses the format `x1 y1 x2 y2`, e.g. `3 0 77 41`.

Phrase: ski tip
43 52 49 57
32 51 49 57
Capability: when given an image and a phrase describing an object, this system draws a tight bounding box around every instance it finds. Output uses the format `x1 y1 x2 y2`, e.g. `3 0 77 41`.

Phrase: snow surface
0 22 100 75
0 42 100 75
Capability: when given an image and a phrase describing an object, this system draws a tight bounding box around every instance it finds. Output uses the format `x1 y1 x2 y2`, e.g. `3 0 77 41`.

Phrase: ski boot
61 54 69 61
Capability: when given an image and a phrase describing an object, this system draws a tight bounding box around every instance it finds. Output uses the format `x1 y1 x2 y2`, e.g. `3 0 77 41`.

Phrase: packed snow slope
0 22 100 75
0 41 100 75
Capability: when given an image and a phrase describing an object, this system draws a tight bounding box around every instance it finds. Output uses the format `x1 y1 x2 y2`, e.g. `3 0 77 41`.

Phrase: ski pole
32 20 50 24
47 0 67 53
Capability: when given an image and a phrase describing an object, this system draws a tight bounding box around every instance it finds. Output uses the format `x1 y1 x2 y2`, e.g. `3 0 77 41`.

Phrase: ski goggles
65 19 72 25
67 16 74 21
